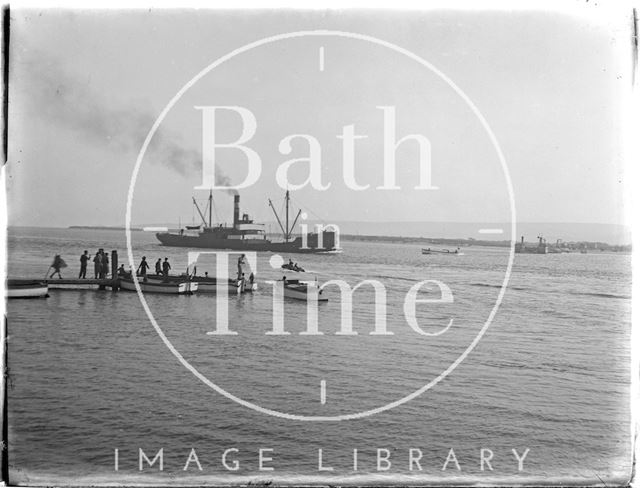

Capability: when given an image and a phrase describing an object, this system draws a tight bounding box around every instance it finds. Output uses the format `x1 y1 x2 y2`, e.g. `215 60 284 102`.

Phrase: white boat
6 280 49 299
197 277 258 294
283 279 328 302
145 274 256 294
119 278 196 294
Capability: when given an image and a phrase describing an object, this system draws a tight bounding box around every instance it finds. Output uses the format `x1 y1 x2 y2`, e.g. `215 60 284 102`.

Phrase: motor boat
283 279 328 302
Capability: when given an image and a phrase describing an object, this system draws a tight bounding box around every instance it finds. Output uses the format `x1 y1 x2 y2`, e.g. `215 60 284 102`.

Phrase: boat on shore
422 247 462 255
283 279 328 302
155 190 338 254
6 279 49 299
119 277 196 295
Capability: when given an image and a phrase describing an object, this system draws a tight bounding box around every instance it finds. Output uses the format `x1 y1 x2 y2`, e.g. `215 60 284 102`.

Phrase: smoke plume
18 54 238 193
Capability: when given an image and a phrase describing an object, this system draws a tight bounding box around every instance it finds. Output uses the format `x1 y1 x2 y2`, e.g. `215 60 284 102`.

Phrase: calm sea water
5 227 633 485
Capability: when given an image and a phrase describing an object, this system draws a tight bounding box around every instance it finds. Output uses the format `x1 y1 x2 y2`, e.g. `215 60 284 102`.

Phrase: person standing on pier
155 258 162 276
162 258 171 278
79 250 89 279
102 252 109 278
49 255 66 279
93 251 102 279
137 256 150 279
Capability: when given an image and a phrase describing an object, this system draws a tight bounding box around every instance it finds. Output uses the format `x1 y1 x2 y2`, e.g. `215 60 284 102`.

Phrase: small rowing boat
119 277 196 294
6 279 49 299
283 279 328 302
422 247 462 255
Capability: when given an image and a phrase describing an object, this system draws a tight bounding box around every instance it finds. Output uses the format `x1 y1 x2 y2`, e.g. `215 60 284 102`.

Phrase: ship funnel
233 195 240 228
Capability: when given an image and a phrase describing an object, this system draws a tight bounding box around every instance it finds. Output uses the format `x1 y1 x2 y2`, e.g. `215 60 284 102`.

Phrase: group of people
91 249 110 279
54 252 253 283
73 249 111 279
48 249 110 280
136 256 172 278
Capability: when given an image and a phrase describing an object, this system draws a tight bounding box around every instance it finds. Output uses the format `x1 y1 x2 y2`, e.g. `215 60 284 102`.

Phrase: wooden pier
44 278 119 290
43 249 121 290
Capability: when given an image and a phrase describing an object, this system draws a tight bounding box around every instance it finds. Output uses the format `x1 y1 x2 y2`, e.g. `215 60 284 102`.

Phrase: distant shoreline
338 234 631 252
68 225 142 231
57 225 633 251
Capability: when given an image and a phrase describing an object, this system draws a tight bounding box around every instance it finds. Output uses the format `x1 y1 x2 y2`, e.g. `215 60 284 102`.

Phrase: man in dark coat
162 258 171 277
79 250 89 279
93 251 102 279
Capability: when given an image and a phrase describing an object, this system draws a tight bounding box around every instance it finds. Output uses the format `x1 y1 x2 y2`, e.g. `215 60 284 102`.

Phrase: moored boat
119 277 196 295
192 275 257 294
143 273 256 294
6 279 49 299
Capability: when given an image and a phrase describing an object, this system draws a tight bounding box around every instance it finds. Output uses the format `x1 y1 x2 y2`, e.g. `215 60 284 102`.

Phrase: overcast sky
5 6 634 228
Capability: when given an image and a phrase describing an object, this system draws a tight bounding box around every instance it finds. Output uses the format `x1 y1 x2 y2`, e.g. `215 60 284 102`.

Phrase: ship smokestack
233 195 240 228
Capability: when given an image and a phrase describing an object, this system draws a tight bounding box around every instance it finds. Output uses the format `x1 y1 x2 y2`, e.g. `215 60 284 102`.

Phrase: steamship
155 191 338 253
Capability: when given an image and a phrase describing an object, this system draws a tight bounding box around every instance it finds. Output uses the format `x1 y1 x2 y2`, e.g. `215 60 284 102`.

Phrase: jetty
8 250 255 296
40 250 121 290
44 278 119 290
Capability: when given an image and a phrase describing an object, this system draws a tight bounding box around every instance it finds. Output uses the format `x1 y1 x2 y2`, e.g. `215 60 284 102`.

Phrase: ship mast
209 189 213 228
268 190 302 242
193 197 208 227
285 190 290 242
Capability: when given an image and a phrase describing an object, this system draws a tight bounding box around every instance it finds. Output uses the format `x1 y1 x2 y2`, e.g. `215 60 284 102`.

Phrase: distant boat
283 279 328 302
515 235 548 254
422 247 462 255
6 280 49 299
119 277 196 295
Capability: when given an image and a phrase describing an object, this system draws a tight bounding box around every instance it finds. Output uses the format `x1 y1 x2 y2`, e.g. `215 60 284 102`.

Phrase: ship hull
156 232 336 254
